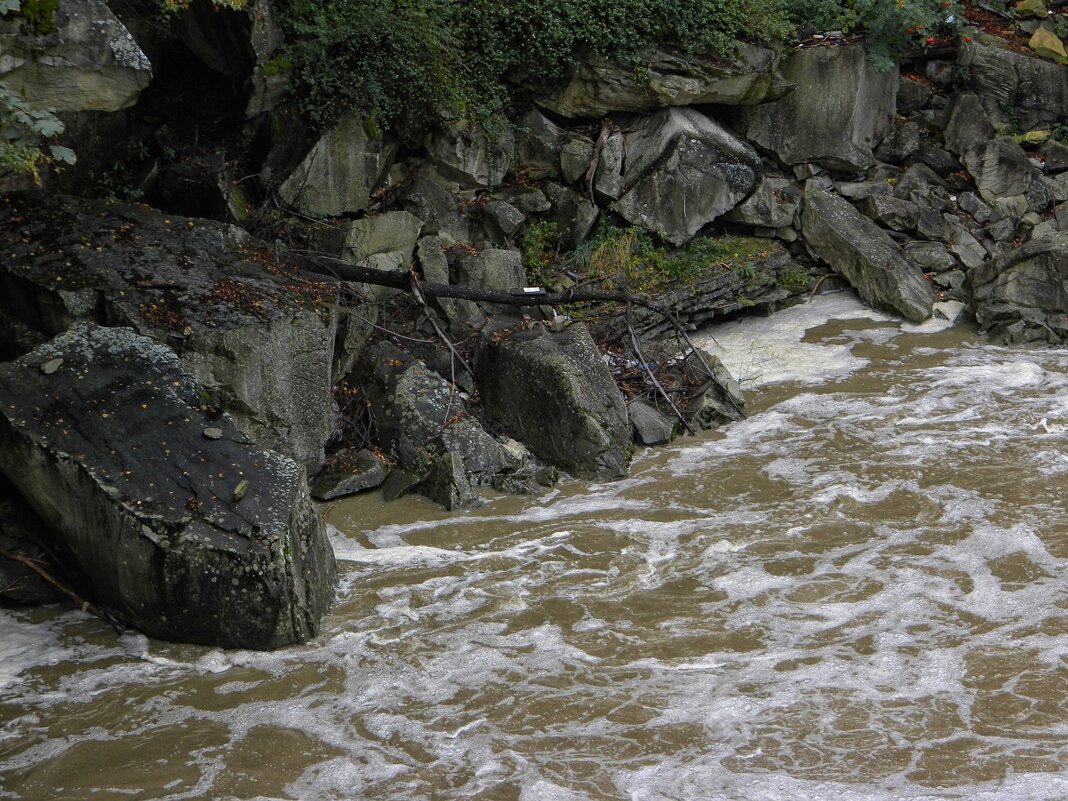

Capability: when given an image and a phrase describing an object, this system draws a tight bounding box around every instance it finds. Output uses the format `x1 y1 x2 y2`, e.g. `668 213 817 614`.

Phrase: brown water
2 293 1067 801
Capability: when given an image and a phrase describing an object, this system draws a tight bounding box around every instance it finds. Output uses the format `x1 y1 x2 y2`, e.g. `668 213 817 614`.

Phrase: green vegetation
522 217 775 296
272 0 795 132
0 80 75 183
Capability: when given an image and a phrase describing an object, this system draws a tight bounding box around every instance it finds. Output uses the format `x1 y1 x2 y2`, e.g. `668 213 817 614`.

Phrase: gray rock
560 136 596 185
685 353 747 431
1039 139 1068 173
904 241 955 272
415 236 482 334
514 109 567 179
475 319 632 480
968 231 1068 344
0 192 338 473
987 216 1020 243
628 399 676 446
311 450 389 501
963 137 1046 209
482 200 526 241
0 325 335 648
1030 219 1060 240
278 114 397 217
0 486 62 606
947 225 988 269
857 193 920 231
594 132 626 203
425 116 515 189
542 182 600 249
723 175 801 229
960 40 1068 131
738 43 896 170
0 0 152 112
897 74 932 114
875 120 921 164
396 172 480 244
1053 173 1068 204
413 451 481 511
801 182 934 322
537 44 791 118
457 249 526 293
958 190 993 223
614 107 761 245
934 299 967 323
1056 201 1068 229
340 211 423 264
942 92 996 157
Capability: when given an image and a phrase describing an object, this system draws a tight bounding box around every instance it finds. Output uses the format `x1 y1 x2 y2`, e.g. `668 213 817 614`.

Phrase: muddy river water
2 292 1066 800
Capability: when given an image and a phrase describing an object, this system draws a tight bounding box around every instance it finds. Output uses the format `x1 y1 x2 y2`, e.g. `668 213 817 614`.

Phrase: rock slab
0 325 336 648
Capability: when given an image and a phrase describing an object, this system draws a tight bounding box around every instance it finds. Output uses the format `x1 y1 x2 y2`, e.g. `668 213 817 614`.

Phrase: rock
1029 27 1068 65
0 481 63 606
311 449 389 501
915 146 962 179
875 120 921 164
203 427 224 440
396 172 480 244
536 44 791 118
412 451 481 511
685 353 747 431
0 192 338 473
738 43 897 170
934 299 967 323
947 225 988 269
958 190 993 223
358 344 519 493
904 241 955 272
456 249 526 293
801 182 934 322
415 236 482 334
1040 139 1068 172
514 108 593 183
475 319 632 480
337 211 424 264
969 232 1068 344
960 40 1068 130
0 325 336 648
482 200 526 242
542 182 600 249
0 0 152 113
943 92 996 157
722 175 802 229
628 399 676 446
424 116 515 189
857 193 920 232
897 74 932 114
278 114 397 218
594 132 626 203
613 108 761 246
963 137 1047 208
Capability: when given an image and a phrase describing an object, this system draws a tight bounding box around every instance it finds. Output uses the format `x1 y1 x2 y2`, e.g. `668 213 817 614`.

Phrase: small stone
203 427 223 440
233 480 249 502
40 358 63 375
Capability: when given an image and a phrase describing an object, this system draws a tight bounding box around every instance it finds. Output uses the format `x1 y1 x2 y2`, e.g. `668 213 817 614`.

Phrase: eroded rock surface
0 325 336 648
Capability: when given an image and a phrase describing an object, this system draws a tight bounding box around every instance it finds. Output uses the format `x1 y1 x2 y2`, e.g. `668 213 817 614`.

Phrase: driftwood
300 252 732 429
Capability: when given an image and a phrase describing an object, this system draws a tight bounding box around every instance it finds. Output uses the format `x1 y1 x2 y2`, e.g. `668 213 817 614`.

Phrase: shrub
0 80 75 183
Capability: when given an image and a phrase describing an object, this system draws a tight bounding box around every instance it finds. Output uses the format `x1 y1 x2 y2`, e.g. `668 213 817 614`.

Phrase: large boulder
278 113 397 218
0 0 152 113
0 325 336 648
424 116 515 189
0 192 338 472
959 39 1068 131
536 45 791 118
737 43 897 170
801 182 935 322
475 319 632 480
968 232 1068 345
962 137 1051 212
613 107 761 246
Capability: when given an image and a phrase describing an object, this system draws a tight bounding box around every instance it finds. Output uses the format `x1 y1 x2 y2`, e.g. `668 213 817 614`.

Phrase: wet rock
934 299 967 323
278 114 397 218
0 192 338 472
475 319 632 480
311 449 389 501
0 0 152 113
424 116 515 189
685 353 746 430
412 451 481 511
536 45 791 118
0 325 336 648
738 43 896 170
0 482 63 606
628 399 676 446
614 108 761 246
969 232 1068 345
801 182 934 322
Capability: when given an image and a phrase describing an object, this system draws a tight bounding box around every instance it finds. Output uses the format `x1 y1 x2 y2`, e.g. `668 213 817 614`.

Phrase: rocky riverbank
1 0 1066 647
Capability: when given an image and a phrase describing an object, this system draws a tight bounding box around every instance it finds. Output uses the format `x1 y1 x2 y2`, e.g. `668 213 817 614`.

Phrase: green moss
19 0 59 34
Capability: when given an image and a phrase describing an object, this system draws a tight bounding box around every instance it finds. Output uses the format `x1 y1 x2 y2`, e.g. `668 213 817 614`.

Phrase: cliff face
1 0 1067 643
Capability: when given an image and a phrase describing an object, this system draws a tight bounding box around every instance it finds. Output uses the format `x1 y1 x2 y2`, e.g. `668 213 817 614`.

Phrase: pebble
203 427 223 440
233 480 249 502
40 358 64 375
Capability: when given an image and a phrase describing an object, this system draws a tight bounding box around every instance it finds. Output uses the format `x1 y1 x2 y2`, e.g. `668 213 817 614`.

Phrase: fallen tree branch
0 548 120 629
626 302 695 436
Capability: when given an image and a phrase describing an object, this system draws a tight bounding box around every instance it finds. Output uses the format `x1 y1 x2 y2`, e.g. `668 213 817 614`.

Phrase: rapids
2 291 1066 800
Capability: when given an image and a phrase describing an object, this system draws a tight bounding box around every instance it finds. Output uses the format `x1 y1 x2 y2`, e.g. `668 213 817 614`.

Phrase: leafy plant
0 80 75 183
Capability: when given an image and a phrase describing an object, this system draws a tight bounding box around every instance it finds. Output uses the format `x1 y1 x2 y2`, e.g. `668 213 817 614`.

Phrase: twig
0 548 121 629
626 302 695 436
407 266 475 380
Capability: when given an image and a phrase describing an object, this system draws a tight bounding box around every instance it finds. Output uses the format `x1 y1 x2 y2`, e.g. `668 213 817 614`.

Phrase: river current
2 291 1066 801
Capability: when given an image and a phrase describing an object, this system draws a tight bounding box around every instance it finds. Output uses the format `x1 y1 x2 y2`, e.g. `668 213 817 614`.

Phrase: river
2 291 1066 801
